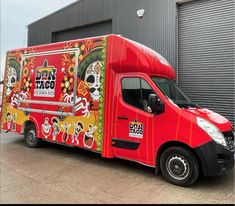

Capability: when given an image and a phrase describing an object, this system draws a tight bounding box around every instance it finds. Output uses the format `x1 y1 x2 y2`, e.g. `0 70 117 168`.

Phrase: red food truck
0 34 234 186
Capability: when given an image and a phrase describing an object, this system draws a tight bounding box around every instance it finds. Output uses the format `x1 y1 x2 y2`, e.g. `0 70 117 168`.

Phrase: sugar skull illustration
42 117 52 139
84 61 102 102
83 124 97 148
72 121 84 145
6 67 17 96
6 58 20 96
52 117 60 141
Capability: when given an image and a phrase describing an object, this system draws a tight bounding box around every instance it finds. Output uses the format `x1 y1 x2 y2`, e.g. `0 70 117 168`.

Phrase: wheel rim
166 155 190 181
27 130 36 144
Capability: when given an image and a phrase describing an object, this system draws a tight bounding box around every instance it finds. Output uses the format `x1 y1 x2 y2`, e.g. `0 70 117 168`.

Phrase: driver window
141 79 155 112
122 78 142 110
122 78 156 113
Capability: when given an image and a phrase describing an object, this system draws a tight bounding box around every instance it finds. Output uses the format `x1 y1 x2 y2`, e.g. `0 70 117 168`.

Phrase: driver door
111 74 158 165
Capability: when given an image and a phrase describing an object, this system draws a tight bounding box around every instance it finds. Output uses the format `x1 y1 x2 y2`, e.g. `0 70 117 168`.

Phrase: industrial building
28 0 234 124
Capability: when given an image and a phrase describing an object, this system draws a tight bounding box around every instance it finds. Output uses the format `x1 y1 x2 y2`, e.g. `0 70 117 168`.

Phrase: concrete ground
0 132 234 204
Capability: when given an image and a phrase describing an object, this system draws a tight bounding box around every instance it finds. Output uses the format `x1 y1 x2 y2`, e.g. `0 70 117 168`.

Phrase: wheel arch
155 141 202 175
21 120 35 134
21 117 40 137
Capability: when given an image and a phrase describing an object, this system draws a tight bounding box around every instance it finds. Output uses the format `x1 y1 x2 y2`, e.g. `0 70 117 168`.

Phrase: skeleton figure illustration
72 121 84 145
12 114 17 131
62 94 90 118
61 122 71 143
52 117 60 141
6 112 12 129
83 124 97 148
42 117 52 139
84 61 102 102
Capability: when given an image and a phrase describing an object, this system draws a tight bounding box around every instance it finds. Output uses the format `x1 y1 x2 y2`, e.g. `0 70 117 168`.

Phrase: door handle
118 116 129 120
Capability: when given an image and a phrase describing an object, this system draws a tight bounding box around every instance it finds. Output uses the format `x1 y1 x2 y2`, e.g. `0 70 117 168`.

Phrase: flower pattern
61 76 74 94
68 66 75 76
23 67 29 77
23 77 32 92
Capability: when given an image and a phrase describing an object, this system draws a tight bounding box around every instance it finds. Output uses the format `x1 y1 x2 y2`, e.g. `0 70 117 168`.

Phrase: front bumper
194 141 234 176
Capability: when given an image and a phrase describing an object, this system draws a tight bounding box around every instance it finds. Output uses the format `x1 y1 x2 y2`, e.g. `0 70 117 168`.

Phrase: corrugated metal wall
52 20 112 42
178 0 235 125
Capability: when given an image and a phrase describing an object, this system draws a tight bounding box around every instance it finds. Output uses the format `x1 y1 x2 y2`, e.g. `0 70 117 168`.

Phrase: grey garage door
178 0 235 125
52 20 112 43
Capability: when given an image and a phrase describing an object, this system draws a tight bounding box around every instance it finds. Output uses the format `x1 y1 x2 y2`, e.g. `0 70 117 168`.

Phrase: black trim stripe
112 138 140 150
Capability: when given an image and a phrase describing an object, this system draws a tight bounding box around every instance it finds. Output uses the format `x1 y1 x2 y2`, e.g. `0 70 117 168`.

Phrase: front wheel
24 124 42 148
160 146 199 187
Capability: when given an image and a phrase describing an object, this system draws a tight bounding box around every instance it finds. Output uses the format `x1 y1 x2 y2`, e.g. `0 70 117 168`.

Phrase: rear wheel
160 146 199 187
24 124 42 148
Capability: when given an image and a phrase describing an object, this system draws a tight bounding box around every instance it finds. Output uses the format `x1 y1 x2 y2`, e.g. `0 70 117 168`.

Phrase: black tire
160 146 199 187
24 124 42 148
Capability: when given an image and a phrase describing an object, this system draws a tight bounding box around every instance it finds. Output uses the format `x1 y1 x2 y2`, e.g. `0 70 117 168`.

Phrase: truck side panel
1 37 107 153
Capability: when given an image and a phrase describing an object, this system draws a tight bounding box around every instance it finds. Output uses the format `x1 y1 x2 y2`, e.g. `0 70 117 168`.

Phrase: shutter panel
178 0 235 125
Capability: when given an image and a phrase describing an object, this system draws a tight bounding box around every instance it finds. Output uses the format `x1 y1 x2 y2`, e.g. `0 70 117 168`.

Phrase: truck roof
7 34 176 80
107 35 176 80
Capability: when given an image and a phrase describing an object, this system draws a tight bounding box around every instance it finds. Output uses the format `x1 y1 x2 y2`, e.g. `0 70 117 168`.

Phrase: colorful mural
1 37 107 152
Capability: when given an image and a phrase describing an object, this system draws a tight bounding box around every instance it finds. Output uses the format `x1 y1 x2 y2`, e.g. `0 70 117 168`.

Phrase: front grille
223 131 234 151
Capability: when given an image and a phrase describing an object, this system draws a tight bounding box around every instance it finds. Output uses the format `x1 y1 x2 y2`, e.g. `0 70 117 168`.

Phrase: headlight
197 117 226 147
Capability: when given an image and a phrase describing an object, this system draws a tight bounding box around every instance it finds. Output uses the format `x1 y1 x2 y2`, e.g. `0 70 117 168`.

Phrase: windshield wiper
185 103 200 109
175 102 199 109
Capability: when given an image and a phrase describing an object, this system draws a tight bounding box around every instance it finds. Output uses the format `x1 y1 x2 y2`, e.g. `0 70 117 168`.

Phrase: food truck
1 34 234 186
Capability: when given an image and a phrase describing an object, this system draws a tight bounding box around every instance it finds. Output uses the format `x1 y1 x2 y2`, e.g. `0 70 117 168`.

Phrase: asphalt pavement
0 132 234 204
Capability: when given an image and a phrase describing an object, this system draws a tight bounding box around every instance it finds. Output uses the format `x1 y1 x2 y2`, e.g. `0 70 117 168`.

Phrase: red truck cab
1 34 234 186
103 35 234 186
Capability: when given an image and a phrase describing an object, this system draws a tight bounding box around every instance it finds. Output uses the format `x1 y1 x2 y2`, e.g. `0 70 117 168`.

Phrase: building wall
28 0 177 68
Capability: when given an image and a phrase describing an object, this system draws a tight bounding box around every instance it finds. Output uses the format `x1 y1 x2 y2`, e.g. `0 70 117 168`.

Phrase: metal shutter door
178 0 235 125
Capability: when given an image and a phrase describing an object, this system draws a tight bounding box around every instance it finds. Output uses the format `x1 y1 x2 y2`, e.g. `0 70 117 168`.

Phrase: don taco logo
129 119 144 138
34 60 57 97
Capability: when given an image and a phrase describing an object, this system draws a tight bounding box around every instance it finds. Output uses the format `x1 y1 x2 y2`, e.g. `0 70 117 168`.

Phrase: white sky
0 0 77 82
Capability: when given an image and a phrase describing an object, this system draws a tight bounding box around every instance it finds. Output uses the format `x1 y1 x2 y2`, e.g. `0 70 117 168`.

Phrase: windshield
152 77 198 108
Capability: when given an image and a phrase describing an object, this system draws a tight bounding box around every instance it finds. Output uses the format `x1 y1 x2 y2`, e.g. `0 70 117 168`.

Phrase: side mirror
148 94 165 115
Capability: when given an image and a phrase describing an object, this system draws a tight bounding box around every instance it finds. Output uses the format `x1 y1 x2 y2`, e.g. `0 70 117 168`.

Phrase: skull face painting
6 67 17 96
84 61 102 102
42 117 52 139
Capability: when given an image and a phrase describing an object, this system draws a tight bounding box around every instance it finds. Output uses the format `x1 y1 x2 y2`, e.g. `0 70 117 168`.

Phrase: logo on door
129 119 144 138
